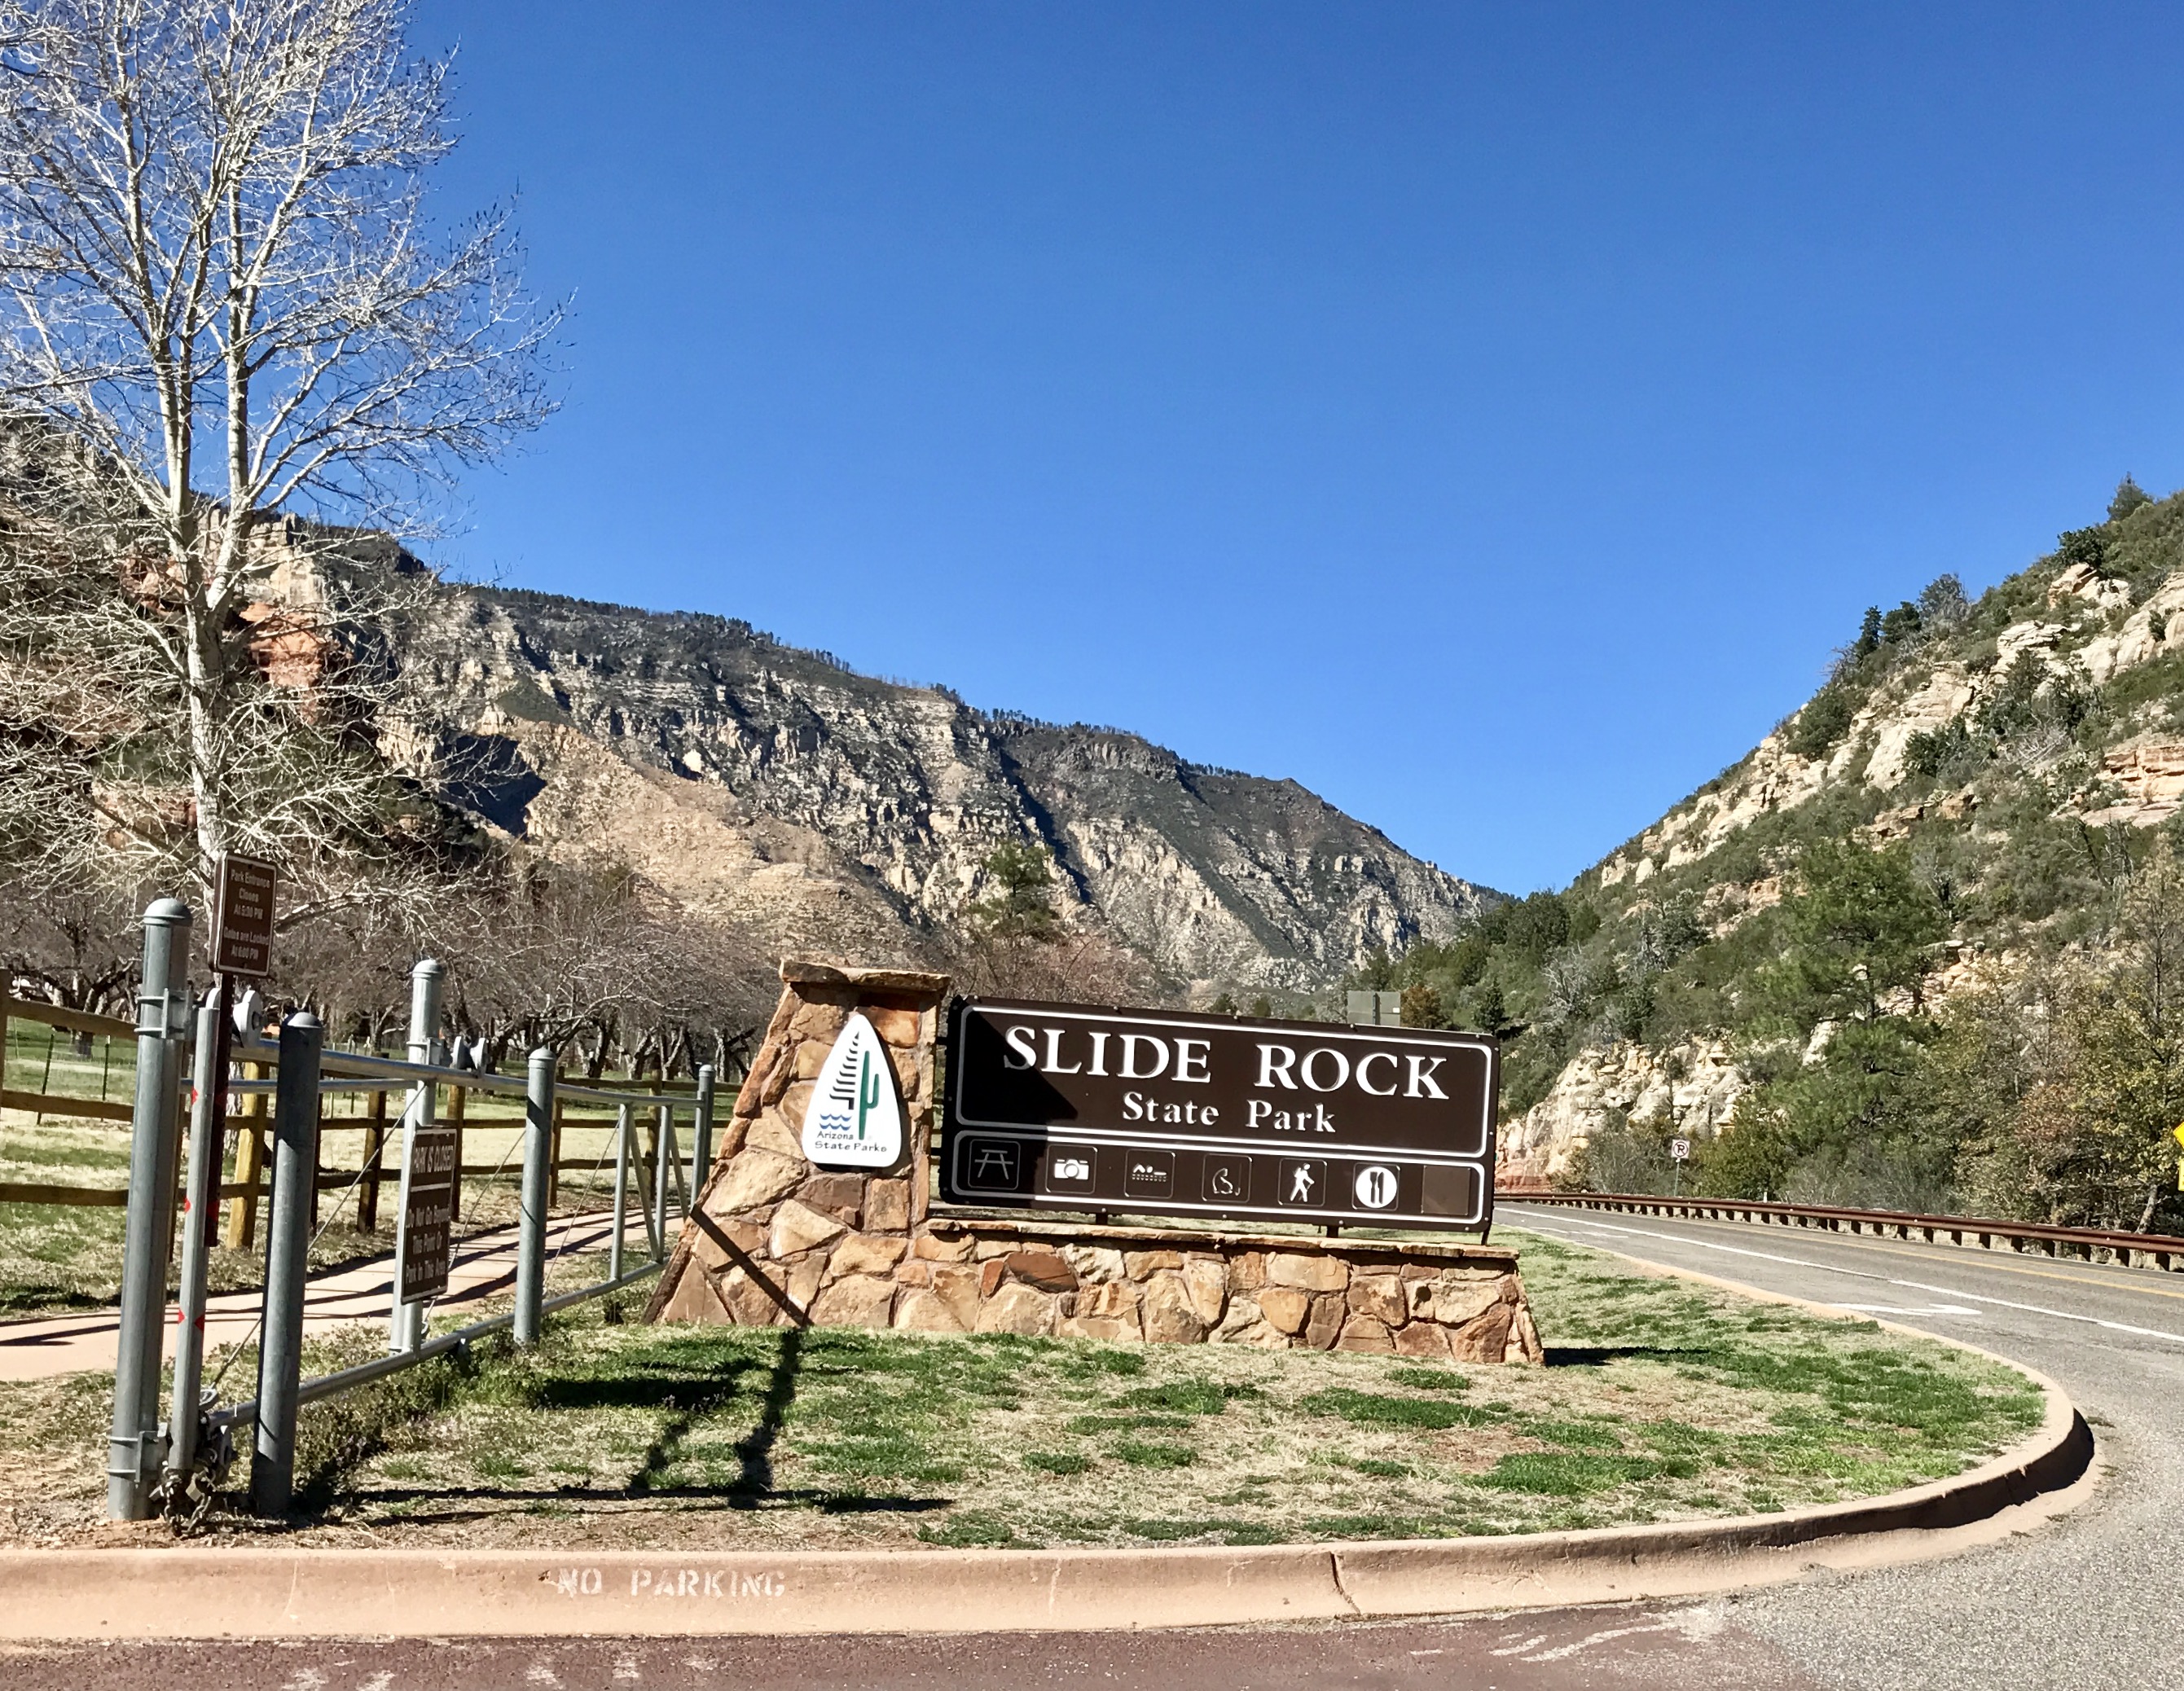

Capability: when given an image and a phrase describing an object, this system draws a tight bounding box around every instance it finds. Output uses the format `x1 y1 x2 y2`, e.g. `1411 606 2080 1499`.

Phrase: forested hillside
1373 477 2184 1232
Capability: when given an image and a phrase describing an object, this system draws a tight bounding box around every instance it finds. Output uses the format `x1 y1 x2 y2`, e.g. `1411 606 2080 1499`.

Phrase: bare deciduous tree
0 0 556 906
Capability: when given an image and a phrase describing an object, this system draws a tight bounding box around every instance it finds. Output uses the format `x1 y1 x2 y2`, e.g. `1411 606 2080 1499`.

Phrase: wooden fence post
446 1081 467 1220
358 1088 387 1232
222 1062 268 1250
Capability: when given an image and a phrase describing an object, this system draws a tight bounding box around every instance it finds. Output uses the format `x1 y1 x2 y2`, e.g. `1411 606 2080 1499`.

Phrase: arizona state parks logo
801 1012 905 1170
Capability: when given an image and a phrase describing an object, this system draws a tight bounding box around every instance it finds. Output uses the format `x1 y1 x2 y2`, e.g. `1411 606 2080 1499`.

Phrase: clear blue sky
416 2 2184 895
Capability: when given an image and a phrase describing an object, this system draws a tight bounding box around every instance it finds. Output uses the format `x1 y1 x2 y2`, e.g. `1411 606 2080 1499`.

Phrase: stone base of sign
647 960 1542 1364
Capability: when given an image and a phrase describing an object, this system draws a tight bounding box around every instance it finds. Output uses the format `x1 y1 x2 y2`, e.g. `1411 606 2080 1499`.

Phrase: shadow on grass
1544 1345 1717 1367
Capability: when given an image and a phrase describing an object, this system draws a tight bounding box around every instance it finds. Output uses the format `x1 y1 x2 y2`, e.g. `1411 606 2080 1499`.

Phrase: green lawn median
0 1229 2045 1551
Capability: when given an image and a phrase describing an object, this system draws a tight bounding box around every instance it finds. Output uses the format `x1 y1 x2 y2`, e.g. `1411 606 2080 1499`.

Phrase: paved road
0 1210 645 1381
1501 1203 2184 1691
4 1206 2168 1689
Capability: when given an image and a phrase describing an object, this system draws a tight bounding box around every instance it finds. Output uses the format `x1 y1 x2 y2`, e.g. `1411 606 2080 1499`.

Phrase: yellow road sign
2174 1122 2184 1149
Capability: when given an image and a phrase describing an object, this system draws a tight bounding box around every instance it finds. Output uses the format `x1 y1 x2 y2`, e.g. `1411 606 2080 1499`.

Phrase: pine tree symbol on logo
802 1011 906 1170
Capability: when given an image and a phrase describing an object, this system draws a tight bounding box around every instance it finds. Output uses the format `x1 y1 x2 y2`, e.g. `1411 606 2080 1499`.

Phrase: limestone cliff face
389 586 1490 989
1498 1039 1746 1185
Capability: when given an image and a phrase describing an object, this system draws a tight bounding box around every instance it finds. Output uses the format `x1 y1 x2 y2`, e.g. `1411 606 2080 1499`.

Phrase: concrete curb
0 1245 2097 1640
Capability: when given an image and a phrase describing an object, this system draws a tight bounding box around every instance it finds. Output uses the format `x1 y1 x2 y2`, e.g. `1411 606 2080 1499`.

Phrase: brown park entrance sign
941 998 1498 1232
212 852 279 978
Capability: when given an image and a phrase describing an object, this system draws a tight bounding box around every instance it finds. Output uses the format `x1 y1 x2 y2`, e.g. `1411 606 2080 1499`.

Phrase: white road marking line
1509 1216 2184 1346
1487 1635 1546 1656
1523 1619 1681 1661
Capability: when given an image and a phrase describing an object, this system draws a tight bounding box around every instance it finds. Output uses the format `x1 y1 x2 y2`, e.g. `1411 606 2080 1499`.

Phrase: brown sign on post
398 1125 459 1302
941 999 1499 1232
212 853 279 978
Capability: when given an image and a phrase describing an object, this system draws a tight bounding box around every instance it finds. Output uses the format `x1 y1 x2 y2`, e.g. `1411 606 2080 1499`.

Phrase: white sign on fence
802 1012 904 1170
1669 1138 1691 1162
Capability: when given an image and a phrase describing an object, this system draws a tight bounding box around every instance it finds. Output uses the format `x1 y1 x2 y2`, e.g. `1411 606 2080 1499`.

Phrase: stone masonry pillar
646 960 947 1327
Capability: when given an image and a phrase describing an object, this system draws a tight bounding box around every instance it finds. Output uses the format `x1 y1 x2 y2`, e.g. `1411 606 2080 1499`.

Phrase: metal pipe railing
1503 1189 2184 1269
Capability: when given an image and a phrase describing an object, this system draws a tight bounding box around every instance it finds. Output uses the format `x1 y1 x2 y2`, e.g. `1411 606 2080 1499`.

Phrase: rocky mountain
386 583 1493 993
1441 479 2184 1201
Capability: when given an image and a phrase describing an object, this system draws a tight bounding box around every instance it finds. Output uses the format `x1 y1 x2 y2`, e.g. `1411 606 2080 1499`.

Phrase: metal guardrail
1500 1189 2184 1272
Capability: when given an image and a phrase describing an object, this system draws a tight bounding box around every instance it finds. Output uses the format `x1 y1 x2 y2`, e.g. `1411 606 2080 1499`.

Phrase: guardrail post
389 960 444 1355
610 1103 631 1281
691 1064 714 1201
106 897 191 1522
515 1048 556 1346
250 1012 324 1518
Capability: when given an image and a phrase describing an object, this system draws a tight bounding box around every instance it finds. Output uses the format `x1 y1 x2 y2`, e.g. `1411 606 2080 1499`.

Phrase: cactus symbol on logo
801 1012 905 1169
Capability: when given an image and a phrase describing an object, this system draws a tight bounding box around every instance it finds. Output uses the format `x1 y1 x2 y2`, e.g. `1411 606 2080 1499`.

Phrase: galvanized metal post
250 1013 323 1518
166 993 222 1489
690 1064 714 1202
609 1103 631 1281
515 1048 555 1346
106 897 191 1521
389 960 444 1354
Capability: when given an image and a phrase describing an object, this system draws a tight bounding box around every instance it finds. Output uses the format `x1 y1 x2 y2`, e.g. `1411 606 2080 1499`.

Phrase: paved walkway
0 1210 651 1381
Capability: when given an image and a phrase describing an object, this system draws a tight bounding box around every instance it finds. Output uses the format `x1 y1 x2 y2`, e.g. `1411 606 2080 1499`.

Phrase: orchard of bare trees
0 0 761 1078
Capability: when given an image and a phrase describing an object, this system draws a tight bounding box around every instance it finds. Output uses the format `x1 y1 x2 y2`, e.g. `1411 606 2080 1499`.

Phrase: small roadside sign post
2173 1122 2184 1188
166 853 277 1500
1670 1136 1690 1196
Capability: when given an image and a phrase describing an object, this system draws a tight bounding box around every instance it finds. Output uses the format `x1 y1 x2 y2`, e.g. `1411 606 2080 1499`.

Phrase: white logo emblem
1354 1165 1399 1210
800 1012 904 1169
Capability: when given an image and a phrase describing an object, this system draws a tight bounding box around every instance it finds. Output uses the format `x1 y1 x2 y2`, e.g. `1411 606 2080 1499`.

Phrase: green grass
0 1226 2047 1553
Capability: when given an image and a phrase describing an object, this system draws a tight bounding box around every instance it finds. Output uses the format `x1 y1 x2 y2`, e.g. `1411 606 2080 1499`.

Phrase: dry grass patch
0 1230 2046 1550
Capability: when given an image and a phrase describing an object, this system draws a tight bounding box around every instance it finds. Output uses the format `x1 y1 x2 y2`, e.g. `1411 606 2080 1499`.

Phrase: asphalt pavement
2 1204 2170 1690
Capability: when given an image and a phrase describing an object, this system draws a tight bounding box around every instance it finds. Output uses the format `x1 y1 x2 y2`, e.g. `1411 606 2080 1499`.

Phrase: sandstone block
894 1287 965 1333
742 1110 802 1162
691 1215 764 1270
866 1005 922 1048
912 1232 975 1263
1071 1280 1141 1324
1124 1250 1184 1277
826 1232 909 1280
799 1173 865 1223
789 1000 849 1043
1304 1292 1347 1351
1002 1249 1078 1294
864 1179 912 1232
929 1264 982 1330
1268 1253 1349 1293
1399 1264 1440 1286
780 1079 814 1124
656 1266 715 1323
1140 1272 1208 1343
976 1282 1057 1337
785 1256 826 1313
1347 1274 1407 1327
1180 1257 1228 1326
1228 1252 1267 1290
890 1048 925 1099
1214 1294 1263 1338
1448 1303 1516 1364
1505 1302 1545 1365
973 1240 1019 1260
1431 1275 1506 1328
810 1274 898 1329
1256 1285 1311 1335
1335 1314 1395 1352
893 1259 931 1287
709 1116 749 1163
732 1040 783 1118
1393 1320 1452 1359
720 1267 786 1327
769 1199 848 1258
1061 1245 1129 1284
793 1039 830 1080
711 1150 803 1214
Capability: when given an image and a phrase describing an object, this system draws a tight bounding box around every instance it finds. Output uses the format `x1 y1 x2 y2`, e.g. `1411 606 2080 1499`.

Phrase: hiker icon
1277 1158 1326 1206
